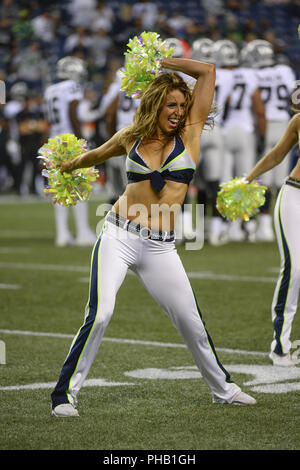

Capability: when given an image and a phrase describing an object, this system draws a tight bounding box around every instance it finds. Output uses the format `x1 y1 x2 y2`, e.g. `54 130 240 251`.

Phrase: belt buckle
140 226 152 240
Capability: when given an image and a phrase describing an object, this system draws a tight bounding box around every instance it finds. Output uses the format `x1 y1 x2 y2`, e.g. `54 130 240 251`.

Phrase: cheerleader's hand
57 160 74 174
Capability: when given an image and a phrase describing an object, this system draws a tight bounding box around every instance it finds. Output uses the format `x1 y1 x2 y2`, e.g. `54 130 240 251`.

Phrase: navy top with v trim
126 135 196 192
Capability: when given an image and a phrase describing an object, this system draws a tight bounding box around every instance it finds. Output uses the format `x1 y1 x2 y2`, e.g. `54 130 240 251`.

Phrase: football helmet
9 81 28 101
190 38 214 63
211 40 239 67
56 56 87 82
164 38 184 58
240 40 274 68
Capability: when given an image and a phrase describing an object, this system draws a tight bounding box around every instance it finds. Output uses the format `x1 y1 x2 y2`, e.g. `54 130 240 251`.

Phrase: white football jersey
214 68 234 125
176 70 233 128
178 69 234 126
223 67 259 132
177 71 196 92
99 68 140 131
255 64 295 122
44 79 83 137
116 92 140 131
105 68 123 103
3 100 24 140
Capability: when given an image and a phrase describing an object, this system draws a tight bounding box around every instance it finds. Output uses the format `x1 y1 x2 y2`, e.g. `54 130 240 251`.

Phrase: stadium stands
0 0 299 197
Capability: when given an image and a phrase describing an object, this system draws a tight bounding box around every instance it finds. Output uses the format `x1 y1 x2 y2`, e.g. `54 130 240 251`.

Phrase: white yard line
0 284 21 289
0 379 136 391
0 261 277 283
187 271 277 283
0 231 53 239
0 328 268 357
0 195 49 204
0 247 32 254
0 261 89 273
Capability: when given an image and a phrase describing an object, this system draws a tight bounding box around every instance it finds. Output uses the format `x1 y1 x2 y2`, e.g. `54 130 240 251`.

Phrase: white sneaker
208 232 228 246
75 231 97 247
213 391 256 405
52 403 79 417
208 232 222 246
256 214 275 242
269 351 295 367
231 391 257 405
55 234 75 247
247 232 257 243
228 221 246 242
245 220 257 243
256 226 275 242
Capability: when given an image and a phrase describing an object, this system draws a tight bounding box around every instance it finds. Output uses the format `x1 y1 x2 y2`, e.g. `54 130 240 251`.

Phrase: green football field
0 196 299 451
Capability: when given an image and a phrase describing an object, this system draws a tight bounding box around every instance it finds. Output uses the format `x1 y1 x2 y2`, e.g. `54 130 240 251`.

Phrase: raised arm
58 128 127 173
161 57 216 130
246 113 300 182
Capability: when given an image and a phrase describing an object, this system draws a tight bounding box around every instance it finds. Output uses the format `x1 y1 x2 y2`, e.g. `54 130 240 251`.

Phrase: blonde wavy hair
119 72 199 147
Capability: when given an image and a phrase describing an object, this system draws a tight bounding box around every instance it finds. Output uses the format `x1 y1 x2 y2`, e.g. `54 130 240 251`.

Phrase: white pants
54 202 92 240
51 215 240 407
222 126 256 183
194 124 223 185
260 121 291 188
271 182 300 354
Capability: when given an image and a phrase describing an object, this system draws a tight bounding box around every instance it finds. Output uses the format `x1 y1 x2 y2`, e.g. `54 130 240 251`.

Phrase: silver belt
107 211 175 242
285 177 300 190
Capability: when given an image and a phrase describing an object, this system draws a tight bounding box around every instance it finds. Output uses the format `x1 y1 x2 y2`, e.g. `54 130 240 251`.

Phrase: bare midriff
113 179 188 232
289 157 300 181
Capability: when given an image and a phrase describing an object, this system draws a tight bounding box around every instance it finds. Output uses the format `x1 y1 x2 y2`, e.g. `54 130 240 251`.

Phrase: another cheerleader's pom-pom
216 177 268 221
120 31 174 98
38 133 99 207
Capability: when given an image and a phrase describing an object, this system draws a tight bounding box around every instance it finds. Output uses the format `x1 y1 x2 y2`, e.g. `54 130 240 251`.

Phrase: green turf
0 198 299 450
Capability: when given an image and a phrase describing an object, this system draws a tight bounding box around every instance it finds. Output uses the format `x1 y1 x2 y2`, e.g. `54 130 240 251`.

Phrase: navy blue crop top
126 135 196 192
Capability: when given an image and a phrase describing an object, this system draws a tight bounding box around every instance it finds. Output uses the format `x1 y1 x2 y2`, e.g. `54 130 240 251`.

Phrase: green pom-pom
216 177 268 221
38 133 99 207
120 31 174 98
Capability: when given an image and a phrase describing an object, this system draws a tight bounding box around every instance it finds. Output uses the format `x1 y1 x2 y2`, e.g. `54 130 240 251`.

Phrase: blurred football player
191 38 235 245
3 82 27 194
44 56 97 247
241 40 296 241
104 68 140 205
218 40 266 242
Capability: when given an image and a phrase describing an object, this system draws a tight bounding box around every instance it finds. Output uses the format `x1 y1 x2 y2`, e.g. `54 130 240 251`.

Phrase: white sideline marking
0 261 277 283
0 328 268 357
123 365 300 394
0 196 49 205
0 284 21 289
0 329 74 339
0 262 89 273
0 379 135 391
187 272 277 283
2 365 300 394
124 365 300 384
0 231 53 239
0 247 32 254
